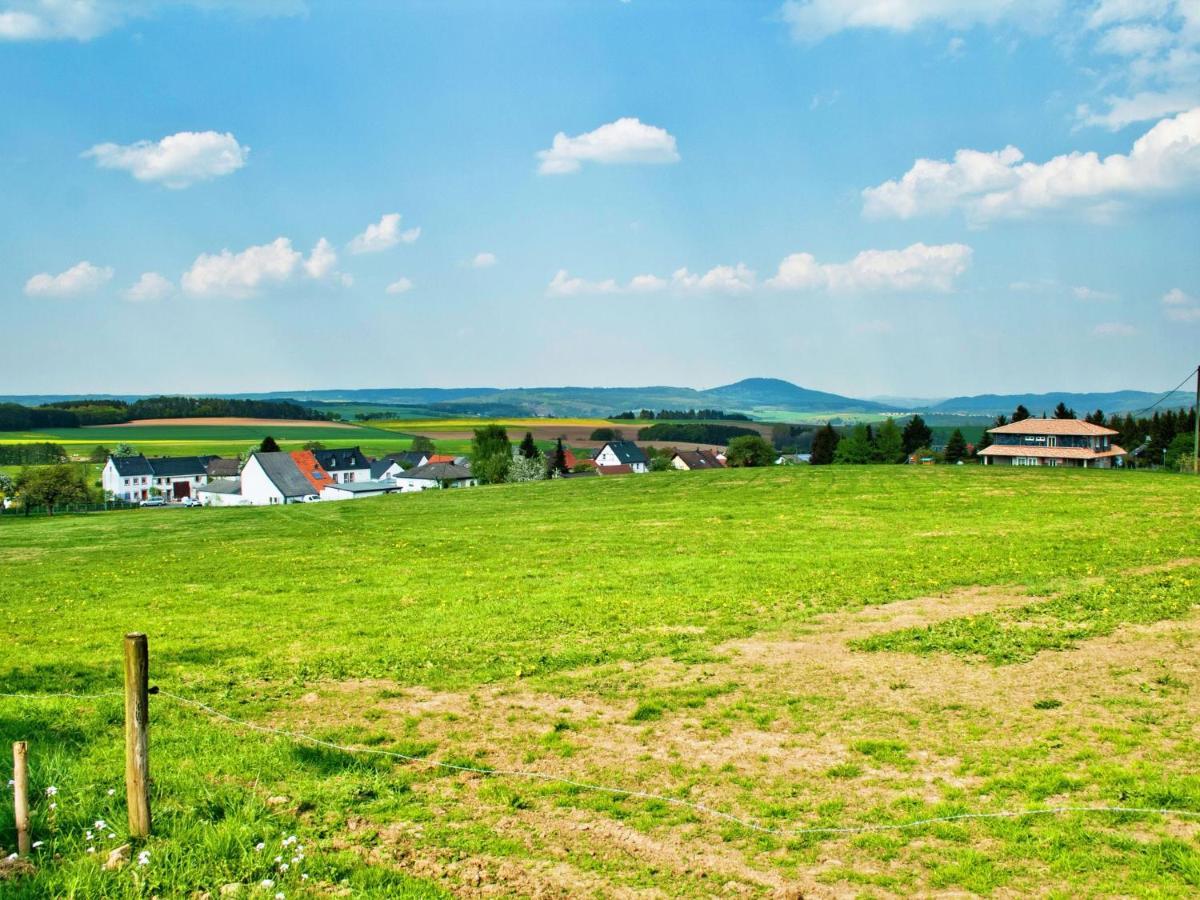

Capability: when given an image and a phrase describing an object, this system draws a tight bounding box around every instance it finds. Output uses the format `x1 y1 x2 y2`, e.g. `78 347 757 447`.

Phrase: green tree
834 424 874 464
944 429 968 464
1085 409 1106 426
411 435 435 454
637 409 655 420
810 423 840 465
589 427 615 442
113 443 137 457
725 435 774 467
302 440 326 451
0 472 14 498
873 418 905 463
259 436 281 453
901 415 933 456
1053 401 1076 420
1165 433 1196 472
549 438 569 477
506 453 546 483
89 445 112 463
770 423 793 450
16 464 94 515
518 431 538 460
1012 405 1032 422
470 425 511 484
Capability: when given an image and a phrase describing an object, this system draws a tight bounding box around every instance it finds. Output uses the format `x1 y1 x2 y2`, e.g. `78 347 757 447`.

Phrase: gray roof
369 459 400 479
250 452 314 498
206 457 240 477
148 456 208 477
110 454 154 477
397 462 474 482
603 441 648 465
197 479 241 495
313 447 369 472
323 480 399 493
385 451 427 470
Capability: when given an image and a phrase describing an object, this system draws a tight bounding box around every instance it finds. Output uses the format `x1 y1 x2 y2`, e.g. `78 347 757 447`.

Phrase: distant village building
671 450 725 471
240 451 322 504
311 447 371 483
103 454 210 502
594 441 649 474
393 462 477 492
977 418 1126 468
321 480 401 501
205 457 241 480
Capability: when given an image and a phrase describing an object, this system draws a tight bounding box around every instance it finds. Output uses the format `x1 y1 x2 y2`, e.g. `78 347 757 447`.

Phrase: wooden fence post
123 633 151 838
12 741 30 856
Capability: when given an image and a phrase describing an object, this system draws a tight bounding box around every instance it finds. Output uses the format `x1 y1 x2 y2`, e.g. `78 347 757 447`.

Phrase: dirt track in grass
266 565 1200 897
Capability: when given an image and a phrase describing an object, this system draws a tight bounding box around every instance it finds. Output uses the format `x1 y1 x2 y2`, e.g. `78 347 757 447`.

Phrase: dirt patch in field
261 570 1200 897
91 417 360 428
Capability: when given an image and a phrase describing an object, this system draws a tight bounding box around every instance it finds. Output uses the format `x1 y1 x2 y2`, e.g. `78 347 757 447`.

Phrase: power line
1129 366 1199 420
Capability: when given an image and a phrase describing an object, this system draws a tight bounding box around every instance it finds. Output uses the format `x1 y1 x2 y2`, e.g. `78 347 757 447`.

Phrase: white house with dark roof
312 447 371 483
240 452 320 504
103 454 209 502
594 440 649 473
393 462 477 492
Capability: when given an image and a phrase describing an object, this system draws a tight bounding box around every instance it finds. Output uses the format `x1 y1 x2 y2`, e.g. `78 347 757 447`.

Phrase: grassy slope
2 467 1199 896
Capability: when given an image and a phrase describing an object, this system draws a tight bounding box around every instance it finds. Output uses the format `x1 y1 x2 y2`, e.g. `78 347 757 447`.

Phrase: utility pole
1194 363 1199 476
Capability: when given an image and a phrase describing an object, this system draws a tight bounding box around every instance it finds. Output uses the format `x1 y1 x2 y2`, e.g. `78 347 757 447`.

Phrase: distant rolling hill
928 390 1193 417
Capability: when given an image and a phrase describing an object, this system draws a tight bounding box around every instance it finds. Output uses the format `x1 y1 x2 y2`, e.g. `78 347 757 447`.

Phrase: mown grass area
2 466 1199 896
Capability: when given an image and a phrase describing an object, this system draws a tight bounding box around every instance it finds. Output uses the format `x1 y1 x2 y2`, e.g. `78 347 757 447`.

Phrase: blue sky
2 0 1198 398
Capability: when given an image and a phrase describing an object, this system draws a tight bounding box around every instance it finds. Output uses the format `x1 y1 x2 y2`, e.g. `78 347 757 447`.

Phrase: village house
385 450 430 470
321 480 401 501
671 449 725 471
392 461 477 492
196 479 245 507
103 454 210 502
370 458 404 481
594 440 649 473
977 418 1127 468
239 451 322 504
311 447 371 483
290 450 337 494
205 457 241 480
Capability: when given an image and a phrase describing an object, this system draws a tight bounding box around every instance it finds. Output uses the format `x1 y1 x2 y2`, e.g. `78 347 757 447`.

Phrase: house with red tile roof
977 418 1126 468
290 450 336 493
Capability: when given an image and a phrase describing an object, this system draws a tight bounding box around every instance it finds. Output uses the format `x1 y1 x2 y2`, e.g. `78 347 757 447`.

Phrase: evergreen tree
834 424 874 464
901 415 933 455
810 423 840 465
1012 405 1031 422
550 438 569 476
259 436 280 453
873 418 905 463
944 429 968 464
519 431 538 460
1053 401 1076 419
1084 409 1105 426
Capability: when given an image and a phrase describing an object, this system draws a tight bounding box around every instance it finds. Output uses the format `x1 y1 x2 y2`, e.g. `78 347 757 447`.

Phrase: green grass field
2 466 1199 896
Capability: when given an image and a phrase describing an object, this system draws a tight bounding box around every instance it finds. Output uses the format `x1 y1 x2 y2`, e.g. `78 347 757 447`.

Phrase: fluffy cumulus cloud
767 243 972 293
24 260 113 297
1073 285 1119 301
779 0 1058 43
124 272 174 302
0 0 304 42
83 131 248 188
181 237 340 298
347 213 420 254
537 117 680 175
1163 286 1200 321
470 251 497 268
385 277 414 295
547 264 752 297
862 107 1200 223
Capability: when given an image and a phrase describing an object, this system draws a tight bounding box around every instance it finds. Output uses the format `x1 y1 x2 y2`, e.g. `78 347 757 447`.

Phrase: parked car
301 494 321 503
181 496 201 507
140 497 166 507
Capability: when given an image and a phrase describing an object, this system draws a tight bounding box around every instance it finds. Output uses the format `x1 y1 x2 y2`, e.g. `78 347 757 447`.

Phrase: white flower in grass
48 802 57 810
107 789 115 796
108 833 116 840
136 850 150 866
260 878 274 888
86 831 94 840
274 855 282 863
45 786 58 796
87 846 95 853
279 862 289 872
255 841 265 852
31 841 44 849
5 853 16 862
7 779 13 789
275 894 285 900
300 873 308 881
94 820 106 829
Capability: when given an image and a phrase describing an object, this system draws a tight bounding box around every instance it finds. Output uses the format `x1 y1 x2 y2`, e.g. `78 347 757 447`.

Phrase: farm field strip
2 467 1198 897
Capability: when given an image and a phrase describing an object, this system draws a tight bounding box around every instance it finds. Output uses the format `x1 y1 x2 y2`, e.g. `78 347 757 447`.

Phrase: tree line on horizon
0 396 333 431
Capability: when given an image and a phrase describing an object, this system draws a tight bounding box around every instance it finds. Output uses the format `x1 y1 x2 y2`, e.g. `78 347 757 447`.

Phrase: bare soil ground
89 417 361 428
262 563 1200 897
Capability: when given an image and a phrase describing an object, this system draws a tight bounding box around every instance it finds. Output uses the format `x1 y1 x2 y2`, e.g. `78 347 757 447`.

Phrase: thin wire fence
5 687 1200 839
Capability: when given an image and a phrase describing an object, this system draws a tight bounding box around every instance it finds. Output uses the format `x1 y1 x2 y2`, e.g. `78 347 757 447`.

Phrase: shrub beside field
1 466 1198 896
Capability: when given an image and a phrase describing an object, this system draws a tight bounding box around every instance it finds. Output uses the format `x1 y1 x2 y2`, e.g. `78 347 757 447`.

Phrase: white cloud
385 277 414 295
862 107 1200 223
1163 286 1200 320
779 0 1058 43
1078 89 1200 129
536 117 680 175
767 243 972 292
181 237 301 298
547 264 751 297
470 251 497 268
124 272 173 302
347 213 420 254
24 260 113 297
0 1 304 42
1073 285 1119 300
1092 321 1139 336
82 131 248 188
670 263 756 294
302 237 337 279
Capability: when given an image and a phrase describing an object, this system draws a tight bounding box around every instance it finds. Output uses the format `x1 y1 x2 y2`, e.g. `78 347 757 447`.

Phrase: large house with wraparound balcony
978 418 1126 468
